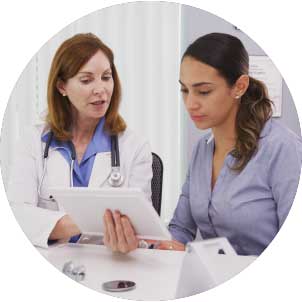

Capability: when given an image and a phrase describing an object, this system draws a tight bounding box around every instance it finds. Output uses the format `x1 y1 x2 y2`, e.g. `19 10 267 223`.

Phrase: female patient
104 33 302 256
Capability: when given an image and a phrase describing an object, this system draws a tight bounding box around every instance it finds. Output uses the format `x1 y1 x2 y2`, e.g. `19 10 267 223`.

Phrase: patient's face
179 56 239 131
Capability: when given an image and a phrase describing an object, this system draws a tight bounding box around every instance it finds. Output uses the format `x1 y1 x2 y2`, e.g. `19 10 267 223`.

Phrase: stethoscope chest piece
108 167 124 187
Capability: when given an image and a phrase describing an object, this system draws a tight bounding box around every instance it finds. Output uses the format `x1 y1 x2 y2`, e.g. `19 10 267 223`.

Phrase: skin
49 50 114 241
103 210 139 253
103 210 185 253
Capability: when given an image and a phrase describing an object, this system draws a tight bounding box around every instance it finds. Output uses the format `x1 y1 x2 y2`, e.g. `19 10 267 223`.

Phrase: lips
90 100 107 105
190 114 207 122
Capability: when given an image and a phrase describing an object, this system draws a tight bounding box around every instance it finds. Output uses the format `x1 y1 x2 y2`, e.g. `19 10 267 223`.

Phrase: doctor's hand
49 215 81 241
103 209 139 254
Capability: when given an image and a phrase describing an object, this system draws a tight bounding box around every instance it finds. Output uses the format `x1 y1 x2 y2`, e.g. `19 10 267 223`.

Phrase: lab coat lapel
88 152 111 187
46 150 70 186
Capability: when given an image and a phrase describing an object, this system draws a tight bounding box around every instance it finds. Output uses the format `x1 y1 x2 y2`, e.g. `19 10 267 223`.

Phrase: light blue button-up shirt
41 118 111 187
169 119 302 255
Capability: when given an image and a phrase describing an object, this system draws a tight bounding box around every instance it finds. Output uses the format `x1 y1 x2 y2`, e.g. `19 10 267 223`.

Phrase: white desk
38 244 184 300
38 241 256 300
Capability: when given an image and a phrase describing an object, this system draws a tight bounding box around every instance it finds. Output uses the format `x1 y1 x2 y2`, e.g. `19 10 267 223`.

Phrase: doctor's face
58 50 114 122
179 56 239 130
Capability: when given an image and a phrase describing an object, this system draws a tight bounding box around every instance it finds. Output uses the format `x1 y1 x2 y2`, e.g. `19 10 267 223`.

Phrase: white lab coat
7 123 153 248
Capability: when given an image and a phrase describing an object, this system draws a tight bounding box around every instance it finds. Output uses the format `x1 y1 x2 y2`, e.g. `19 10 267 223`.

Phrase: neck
212 113 237 155
72 114 100 144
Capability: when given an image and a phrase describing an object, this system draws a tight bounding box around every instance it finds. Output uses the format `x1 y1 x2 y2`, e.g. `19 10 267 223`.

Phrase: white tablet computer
50 187 171 240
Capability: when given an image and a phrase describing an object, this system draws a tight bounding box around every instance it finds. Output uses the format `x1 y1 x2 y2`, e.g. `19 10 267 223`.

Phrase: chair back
151 152 163 216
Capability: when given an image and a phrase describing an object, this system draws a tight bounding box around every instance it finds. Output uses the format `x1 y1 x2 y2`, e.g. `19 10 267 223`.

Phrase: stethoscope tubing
38 131 123 201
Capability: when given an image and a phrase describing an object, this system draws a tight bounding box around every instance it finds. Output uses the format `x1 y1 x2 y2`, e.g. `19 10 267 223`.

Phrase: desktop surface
38 243 184 300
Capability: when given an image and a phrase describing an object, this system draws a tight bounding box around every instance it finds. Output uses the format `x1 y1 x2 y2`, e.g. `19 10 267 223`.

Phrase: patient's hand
103 209 139 254
146 239 185 251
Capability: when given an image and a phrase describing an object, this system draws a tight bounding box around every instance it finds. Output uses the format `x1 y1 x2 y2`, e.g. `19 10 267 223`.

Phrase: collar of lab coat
40 119 117 187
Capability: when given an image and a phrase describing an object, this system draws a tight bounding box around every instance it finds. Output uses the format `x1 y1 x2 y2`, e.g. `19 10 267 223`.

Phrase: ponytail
232 76 273 171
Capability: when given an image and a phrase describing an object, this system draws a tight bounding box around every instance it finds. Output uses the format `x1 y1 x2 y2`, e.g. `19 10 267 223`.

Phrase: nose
92 79 106 95
184 93 201 111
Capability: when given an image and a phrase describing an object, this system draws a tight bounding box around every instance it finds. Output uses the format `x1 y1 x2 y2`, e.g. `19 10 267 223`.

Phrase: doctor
7 33 152 249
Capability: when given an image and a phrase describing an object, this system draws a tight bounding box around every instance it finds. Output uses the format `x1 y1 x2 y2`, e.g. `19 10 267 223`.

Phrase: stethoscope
38 131 124 202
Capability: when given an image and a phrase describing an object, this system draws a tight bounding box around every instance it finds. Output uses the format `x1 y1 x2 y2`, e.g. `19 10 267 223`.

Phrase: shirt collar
84 118 111 161
41 131 69 148
206 133 214 144
41 117 111 160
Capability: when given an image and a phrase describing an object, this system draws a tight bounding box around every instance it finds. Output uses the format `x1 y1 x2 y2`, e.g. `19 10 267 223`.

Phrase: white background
0 1 301 302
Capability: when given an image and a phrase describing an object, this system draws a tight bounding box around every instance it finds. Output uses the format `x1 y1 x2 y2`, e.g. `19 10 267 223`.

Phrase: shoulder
259 119 302 161
118 127 150 151
18 122 48 143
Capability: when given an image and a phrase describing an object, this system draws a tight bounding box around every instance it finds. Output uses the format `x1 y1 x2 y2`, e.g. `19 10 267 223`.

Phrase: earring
62 93 67 97
235 95 241 99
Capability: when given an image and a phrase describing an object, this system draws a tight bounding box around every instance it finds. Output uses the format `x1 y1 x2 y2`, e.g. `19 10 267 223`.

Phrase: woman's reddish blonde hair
46 33 126 140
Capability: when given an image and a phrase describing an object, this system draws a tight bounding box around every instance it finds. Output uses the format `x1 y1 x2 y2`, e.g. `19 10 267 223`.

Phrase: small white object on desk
175 238 257 298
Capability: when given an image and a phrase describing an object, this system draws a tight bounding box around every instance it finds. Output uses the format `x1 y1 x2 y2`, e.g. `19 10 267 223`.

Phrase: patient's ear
232 74 249 99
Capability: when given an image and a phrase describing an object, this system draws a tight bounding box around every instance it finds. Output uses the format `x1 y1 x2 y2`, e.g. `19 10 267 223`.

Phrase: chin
194 121 212 130
90 109 108 119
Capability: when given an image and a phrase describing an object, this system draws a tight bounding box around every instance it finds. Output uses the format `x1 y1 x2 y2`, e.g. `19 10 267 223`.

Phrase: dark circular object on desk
102 280 136 292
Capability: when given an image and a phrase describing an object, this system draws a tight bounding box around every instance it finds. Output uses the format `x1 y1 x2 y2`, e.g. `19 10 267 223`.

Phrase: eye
102 74 112 81
80 78 92 84
199 90 211 96
180 88 188 94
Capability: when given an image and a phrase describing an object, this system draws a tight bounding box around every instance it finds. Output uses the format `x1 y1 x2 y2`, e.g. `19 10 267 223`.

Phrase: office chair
151 152 164 216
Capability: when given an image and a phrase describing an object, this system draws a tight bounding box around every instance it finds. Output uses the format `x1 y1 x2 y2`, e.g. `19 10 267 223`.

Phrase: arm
168 168 198 245
7 127 67 248
268 136 302 228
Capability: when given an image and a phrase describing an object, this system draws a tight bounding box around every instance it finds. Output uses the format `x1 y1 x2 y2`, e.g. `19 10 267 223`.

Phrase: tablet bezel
50 187 171 240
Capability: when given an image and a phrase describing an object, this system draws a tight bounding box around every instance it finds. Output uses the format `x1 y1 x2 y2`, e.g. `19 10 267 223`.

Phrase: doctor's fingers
113 211 129 253
121 216 139 251
103 210 118 251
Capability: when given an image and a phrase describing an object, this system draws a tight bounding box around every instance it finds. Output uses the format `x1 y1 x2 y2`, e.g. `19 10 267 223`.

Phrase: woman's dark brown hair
46 33 126 140
183 32 273 171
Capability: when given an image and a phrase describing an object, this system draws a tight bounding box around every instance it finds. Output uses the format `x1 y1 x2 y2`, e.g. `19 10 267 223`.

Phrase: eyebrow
178 80 213 87
78 69 112 75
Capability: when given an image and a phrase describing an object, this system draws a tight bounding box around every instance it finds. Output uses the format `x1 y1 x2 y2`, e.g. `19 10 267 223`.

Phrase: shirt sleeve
168 168 197 244
268 135 302 228
7 127 65 248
